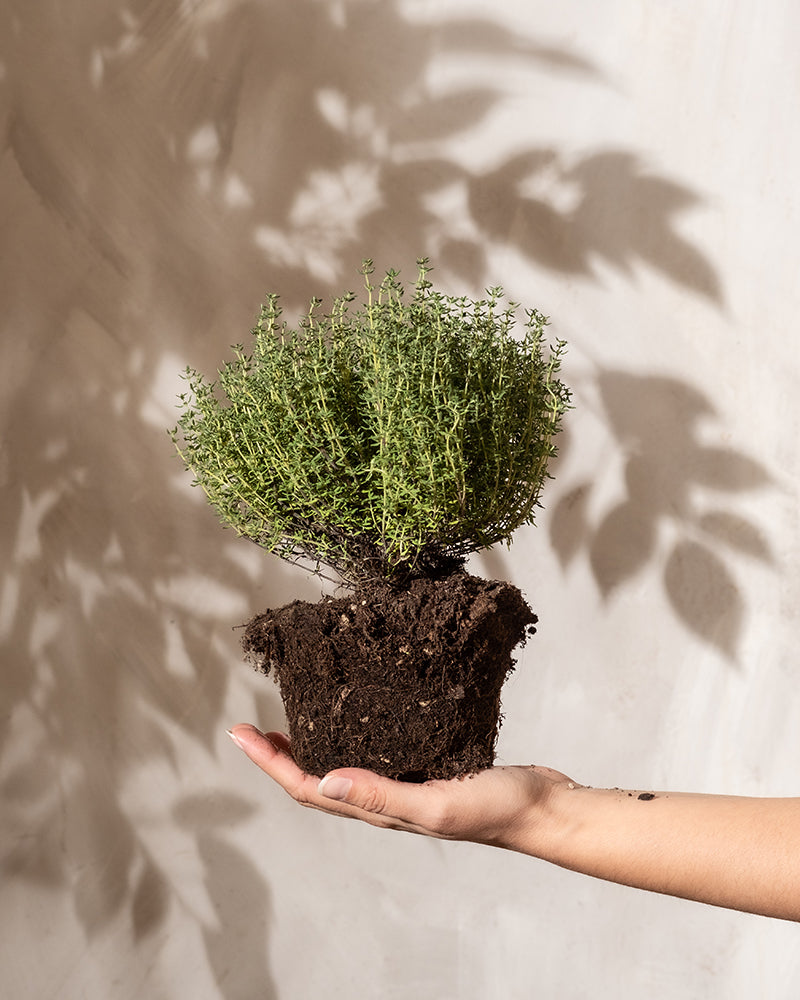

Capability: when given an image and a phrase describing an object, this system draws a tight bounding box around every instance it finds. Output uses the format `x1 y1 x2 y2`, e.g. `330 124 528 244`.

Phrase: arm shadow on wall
0 0 751 991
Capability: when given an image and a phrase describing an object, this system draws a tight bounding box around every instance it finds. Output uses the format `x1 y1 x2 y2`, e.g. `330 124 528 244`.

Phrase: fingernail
318 775 353 801
226 729 245 750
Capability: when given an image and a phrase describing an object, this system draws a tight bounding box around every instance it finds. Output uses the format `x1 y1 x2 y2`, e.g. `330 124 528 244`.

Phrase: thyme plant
171 260 570 585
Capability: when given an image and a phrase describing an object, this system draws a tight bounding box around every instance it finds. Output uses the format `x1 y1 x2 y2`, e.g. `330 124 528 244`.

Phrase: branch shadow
461 149 722 301
173 791 278 999
0 0 741 992
549 371 773 660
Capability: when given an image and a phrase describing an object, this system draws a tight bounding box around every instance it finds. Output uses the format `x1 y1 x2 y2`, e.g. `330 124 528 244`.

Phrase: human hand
227 724 576 852
228 725 800 920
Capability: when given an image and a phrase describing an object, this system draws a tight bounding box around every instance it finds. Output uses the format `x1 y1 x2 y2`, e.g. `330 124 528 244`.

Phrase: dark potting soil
241 570 537 781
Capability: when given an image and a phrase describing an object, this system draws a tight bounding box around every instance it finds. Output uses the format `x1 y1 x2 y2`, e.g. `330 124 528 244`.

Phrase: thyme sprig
170 260 570 585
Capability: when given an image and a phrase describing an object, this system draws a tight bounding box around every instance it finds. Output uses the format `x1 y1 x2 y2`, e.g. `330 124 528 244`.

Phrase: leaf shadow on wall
173 791 278 1000
0 0 746 992
549 372 773 660
441 148 722 303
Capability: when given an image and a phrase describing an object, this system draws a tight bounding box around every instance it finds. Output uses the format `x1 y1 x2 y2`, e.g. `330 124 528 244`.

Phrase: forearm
521 779 800 921
229 727 800 921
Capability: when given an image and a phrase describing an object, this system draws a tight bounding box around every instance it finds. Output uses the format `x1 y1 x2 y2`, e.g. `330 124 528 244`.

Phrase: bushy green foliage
171 260 570 584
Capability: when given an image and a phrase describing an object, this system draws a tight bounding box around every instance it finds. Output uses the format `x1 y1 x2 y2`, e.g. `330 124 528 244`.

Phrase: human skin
228 724 800 922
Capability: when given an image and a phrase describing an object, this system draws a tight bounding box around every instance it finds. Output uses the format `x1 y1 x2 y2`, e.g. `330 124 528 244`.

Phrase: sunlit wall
2 2 799 997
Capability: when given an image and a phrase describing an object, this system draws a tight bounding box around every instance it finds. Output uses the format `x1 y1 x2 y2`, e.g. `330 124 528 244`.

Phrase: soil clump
242 570 536 781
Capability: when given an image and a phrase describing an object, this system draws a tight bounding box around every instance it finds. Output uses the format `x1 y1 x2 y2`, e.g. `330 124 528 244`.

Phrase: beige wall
2 1 799 996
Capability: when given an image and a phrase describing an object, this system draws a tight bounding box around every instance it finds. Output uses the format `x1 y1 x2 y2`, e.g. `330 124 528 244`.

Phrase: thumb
317 772 357 802
317 768 423 824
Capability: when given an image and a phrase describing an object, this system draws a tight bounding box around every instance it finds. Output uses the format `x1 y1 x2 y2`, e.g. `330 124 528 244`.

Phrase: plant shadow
548 371 773 660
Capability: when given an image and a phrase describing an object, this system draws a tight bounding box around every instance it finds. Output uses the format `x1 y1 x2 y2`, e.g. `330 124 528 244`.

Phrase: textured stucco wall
2 2 799 997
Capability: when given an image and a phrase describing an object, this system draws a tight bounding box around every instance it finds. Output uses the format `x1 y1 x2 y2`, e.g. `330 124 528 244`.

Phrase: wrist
495 765 580 858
